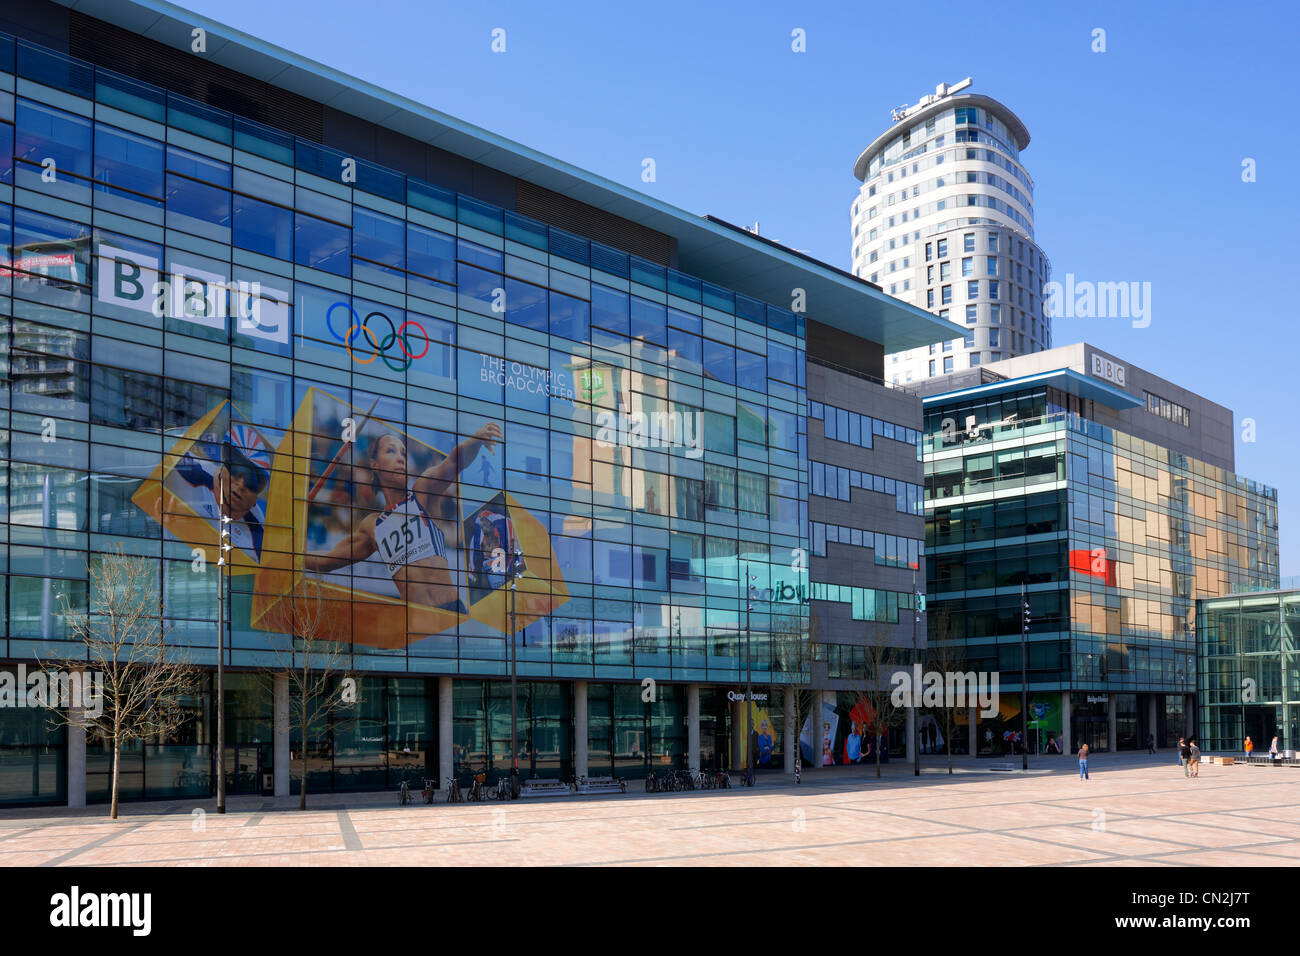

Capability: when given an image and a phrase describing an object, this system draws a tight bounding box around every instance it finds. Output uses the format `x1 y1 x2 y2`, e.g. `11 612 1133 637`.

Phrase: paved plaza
1 753 1297 866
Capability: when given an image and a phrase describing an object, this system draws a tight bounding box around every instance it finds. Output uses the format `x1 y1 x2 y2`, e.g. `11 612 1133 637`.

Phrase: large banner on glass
131 387 569 649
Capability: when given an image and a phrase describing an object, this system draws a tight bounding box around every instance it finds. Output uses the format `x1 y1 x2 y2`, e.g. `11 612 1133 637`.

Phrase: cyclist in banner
304 422 502 612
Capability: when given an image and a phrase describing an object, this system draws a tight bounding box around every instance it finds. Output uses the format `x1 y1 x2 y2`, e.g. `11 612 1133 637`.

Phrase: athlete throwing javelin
304 423 502 611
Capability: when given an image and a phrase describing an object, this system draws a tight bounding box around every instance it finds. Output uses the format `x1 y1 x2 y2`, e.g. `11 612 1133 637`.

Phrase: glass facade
1198 591 1299 754
923 383 1279 750
0 33 935 802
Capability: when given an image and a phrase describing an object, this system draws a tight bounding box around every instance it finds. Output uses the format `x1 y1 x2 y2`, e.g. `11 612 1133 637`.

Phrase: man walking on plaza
1078 742 1089 781
1180 738 1192 777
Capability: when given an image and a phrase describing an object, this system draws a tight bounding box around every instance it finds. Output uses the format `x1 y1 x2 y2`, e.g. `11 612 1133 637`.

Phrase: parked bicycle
741 767 755 787
445 775 464 803
645 768 661 793
422 778 435 804
398 780 411 805
467 766 489 802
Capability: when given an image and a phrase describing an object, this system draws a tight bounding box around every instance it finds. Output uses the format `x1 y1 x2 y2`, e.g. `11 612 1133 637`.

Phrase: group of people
1243 735 1283 761
1178 737 1201 777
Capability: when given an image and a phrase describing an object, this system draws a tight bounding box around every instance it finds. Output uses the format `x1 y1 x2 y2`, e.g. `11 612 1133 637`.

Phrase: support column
1147 694 1158 751
1061 692 1072 755
66 704 86 809
968 706 977 758
783 687 795 773
1108 694 1118 752
1186 694 1196 741
687 684 700 772
273 672 289 797
438 676 453 788
573 680 588 779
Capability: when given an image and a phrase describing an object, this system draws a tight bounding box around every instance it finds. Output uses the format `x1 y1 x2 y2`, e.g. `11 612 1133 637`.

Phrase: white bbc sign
1090 354 1126 387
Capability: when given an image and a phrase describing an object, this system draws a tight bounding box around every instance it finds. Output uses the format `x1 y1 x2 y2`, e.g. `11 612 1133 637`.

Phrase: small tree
925 608 967 775
771 611 819 779
47 546 200 819
263 579 357 810
858 620 909 779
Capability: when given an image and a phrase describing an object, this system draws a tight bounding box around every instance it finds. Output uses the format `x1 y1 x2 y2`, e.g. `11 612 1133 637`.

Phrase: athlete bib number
376 512 436 573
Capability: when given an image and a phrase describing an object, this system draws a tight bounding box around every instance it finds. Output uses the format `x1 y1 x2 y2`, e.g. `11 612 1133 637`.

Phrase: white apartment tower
851 79 1051 384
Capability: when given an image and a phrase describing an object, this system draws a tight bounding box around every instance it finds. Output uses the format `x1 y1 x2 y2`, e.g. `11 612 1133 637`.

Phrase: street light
506 544 523 800
215 441 230 814
744 561 756 776
913 571 921 777
1021 584 1030 772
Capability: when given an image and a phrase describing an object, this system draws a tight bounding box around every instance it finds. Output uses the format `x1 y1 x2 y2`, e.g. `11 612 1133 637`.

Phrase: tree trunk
875 722 882 779
110 737 121 820
946 713 953 774
299 693 308 811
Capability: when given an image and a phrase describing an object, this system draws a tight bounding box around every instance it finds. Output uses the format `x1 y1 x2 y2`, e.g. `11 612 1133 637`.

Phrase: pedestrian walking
1244 736 1254 760
1180 738 1192 777
1078 742 1090 781
1146 733 1155 754
1269 735 1280 764
1189 739 1200 777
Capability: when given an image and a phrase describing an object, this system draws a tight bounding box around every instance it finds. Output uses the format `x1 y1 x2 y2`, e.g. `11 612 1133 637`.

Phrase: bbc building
0 0 956 806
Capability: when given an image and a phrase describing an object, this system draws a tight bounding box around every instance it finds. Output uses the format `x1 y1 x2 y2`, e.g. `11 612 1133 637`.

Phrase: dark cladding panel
805 319 885 381
67 11 325 142
516 181 674 267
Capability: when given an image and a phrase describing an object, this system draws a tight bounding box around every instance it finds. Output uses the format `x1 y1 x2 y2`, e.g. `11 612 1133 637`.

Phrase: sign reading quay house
97 243 290 344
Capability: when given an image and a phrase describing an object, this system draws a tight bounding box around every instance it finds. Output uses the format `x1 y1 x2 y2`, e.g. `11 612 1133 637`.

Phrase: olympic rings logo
326 302 429 372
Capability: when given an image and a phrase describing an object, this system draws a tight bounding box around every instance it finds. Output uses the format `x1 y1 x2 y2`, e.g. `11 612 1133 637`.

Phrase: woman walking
1180 738 1192 777
1078 742 1090 781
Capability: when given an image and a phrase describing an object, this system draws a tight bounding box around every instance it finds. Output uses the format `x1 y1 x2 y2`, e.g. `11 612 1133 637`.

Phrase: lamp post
1021 584 1030 772
507 545 523 799
215 442 230 814
913 571 921 777
744 561 756 774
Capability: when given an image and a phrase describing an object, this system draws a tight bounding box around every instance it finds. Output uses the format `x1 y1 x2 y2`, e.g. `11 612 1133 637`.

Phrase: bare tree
770 611 819 779
261 578 357 810
857 620 910 779
925 608 967 775
46 546 200 819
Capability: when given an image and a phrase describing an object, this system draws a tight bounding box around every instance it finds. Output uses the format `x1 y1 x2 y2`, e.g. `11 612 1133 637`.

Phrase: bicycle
494 777 510 801
422 778 435 804
445 776 464 803
468 768 487 802
645 769 659 793
742 767 755 788
398 780 411 805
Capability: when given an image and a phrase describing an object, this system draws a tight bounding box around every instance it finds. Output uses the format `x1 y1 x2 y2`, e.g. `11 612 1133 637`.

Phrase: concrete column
273 672 289 797
783 687 795 773
1108 694 1118 752
1061 692 1072 754
905 703 916 763
1147 694 1158 750
438 676 453 787
573 680 588 778
66 705 86 809
968 706 977 758
687 684 700 772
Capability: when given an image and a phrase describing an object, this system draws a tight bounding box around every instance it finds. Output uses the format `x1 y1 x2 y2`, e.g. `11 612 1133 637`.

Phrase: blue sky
184 0 1300 574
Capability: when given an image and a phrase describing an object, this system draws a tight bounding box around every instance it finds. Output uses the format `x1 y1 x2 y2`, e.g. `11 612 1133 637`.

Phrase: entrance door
213 745 262 796
1075 718 1108 753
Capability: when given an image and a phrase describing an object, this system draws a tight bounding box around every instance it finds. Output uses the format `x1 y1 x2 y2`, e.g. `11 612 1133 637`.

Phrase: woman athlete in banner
304 423 502 612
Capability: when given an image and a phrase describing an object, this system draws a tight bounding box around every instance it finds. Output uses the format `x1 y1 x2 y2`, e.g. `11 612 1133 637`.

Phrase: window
966 305 978 324
928 360 936 376
963 331 975 348
989 280 1000 300
925 242 932 261
987 256 998 276
233 195 291 260
990 303 1001 324
940 261 952 280
941 285 952 305
943 339 953 352
963 233 975 253
294 212 350 276
927 290 935 309
988 329 1000 348
936 239 948 257
962 257 973 277
967 281 979 300
943 357 954 373
988 233 999 252
970 353 982 367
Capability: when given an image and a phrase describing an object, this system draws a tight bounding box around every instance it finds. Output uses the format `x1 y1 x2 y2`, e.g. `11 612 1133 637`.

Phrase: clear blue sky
184 0 1300 575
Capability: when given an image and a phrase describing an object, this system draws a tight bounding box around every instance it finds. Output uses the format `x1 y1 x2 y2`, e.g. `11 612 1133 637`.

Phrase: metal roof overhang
53 0 958 353
921 369 1145 411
